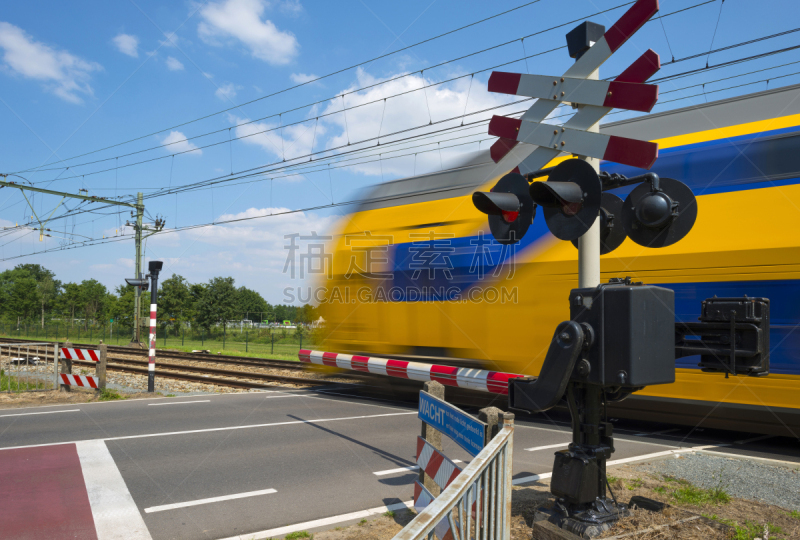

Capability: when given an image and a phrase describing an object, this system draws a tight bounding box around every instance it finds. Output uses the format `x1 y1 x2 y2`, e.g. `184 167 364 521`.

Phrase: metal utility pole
134 192 144 345
0 177 150 343
126 194 165 346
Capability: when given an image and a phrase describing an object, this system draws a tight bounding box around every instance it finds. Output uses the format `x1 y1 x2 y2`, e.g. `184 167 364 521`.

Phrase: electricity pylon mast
0 176 157 345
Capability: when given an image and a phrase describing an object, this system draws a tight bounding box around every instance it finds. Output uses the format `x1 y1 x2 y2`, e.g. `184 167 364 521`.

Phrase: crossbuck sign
487 0 662 175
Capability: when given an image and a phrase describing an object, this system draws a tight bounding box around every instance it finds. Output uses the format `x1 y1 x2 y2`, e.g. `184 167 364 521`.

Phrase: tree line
0 264 318 330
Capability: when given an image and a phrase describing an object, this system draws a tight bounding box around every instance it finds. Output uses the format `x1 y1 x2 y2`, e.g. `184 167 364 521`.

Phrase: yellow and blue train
319 83 800 436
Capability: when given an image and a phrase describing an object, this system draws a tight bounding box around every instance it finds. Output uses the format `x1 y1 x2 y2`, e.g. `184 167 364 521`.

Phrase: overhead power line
15 0 714 175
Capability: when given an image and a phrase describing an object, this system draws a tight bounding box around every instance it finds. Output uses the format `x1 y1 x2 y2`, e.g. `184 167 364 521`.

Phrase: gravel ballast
640 452 800 511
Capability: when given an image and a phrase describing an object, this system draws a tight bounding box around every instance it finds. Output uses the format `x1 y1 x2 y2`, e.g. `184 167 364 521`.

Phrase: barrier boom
298 350 522 395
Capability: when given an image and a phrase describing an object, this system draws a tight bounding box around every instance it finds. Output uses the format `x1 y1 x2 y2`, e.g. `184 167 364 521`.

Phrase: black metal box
551 450 599 504
569 282 676 387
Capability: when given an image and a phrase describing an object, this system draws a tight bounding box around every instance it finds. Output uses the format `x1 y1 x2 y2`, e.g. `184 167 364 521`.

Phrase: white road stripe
0 411 417 452
373 460 464 476
144 488 277 513
147 400 210 406
76 440 152 540
216 500 414 540
515 424 678 448
0 409 80 418
512 444 726 486
524 443 569 452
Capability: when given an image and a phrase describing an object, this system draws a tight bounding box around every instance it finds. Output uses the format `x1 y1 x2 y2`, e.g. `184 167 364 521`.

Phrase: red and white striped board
417 436 462 491
413 481 456 540
488 115 658 170
487 0 661 175
59 348 100 362
298 350 523 395
59 374 99 388
488 72 658 113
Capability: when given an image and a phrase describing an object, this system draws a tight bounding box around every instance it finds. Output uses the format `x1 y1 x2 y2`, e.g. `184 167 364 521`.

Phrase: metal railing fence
0 342 59 393
393 415 514 540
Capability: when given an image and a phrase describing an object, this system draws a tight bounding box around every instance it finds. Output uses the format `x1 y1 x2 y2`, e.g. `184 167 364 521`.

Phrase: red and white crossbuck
487 0 662 175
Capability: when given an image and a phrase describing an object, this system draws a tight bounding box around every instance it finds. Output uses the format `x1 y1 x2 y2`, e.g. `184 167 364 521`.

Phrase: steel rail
67 358 337 389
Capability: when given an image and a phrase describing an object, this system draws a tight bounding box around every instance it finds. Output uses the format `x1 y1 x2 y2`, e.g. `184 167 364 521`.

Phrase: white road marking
76 440 152 540
216 500 414 540
147 400 210 406
734 434 773 445
513 472 553 485
373 460 464 476
634 428 680 437
512 444 726 486
524 443 569 452
515 423 678 448
0 411 417 452
144 488 277 513
0 409 80 418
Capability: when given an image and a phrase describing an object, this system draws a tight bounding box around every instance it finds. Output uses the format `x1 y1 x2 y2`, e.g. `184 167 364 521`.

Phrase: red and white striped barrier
59 374 99 388
413 481 455 540
417 436 462 490
297 350 523 395
60 348 100 362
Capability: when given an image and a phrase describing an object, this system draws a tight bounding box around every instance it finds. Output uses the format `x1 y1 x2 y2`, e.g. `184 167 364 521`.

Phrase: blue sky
1 0 799 304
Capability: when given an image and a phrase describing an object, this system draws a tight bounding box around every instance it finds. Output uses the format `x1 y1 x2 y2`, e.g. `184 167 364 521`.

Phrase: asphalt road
0 388 798 540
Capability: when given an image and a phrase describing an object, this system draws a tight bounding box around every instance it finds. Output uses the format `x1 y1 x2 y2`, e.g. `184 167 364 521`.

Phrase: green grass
284 532 313 539
626 478 643 491
0 369 47 392
788 510 800 520
358 519 367 526
703 514 786 540
732 521 785 540
659 476 730 506
383 510 395 518
98 388 125 401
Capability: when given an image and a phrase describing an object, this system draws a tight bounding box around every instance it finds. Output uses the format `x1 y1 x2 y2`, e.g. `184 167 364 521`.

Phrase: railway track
70 357 335 390
0 337 304 370
0 337 349 391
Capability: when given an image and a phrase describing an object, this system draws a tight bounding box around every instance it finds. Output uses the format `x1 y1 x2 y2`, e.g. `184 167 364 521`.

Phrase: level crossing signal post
472 0 772 536
126 260 163 392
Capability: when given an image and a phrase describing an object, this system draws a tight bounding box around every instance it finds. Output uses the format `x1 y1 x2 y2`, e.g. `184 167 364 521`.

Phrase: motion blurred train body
319 84 800 436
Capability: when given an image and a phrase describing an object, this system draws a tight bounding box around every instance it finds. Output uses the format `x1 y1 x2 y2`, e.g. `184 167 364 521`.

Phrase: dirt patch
313 511 417 540
301 463 800 540
0 388 161 409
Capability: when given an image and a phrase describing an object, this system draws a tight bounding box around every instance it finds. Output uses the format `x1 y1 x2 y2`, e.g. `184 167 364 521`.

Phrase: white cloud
165 56 184 71
290 72 318 84
112 33 139 57
160 130 202 155
177 206 337 302
317 68 517 177
278 0 303 16
231 114 325 161
0 22 101 103
198 0 299 65
215 82 237 100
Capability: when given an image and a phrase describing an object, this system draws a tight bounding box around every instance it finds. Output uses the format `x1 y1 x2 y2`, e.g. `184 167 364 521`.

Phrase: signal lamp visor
472 191 521 219
529 182 583 216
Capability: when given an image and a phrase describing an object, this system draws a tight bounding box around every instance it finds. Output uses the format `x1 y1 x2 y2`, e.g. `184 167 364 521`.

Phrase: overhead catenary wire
12 0 713 177
4 3 800 256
